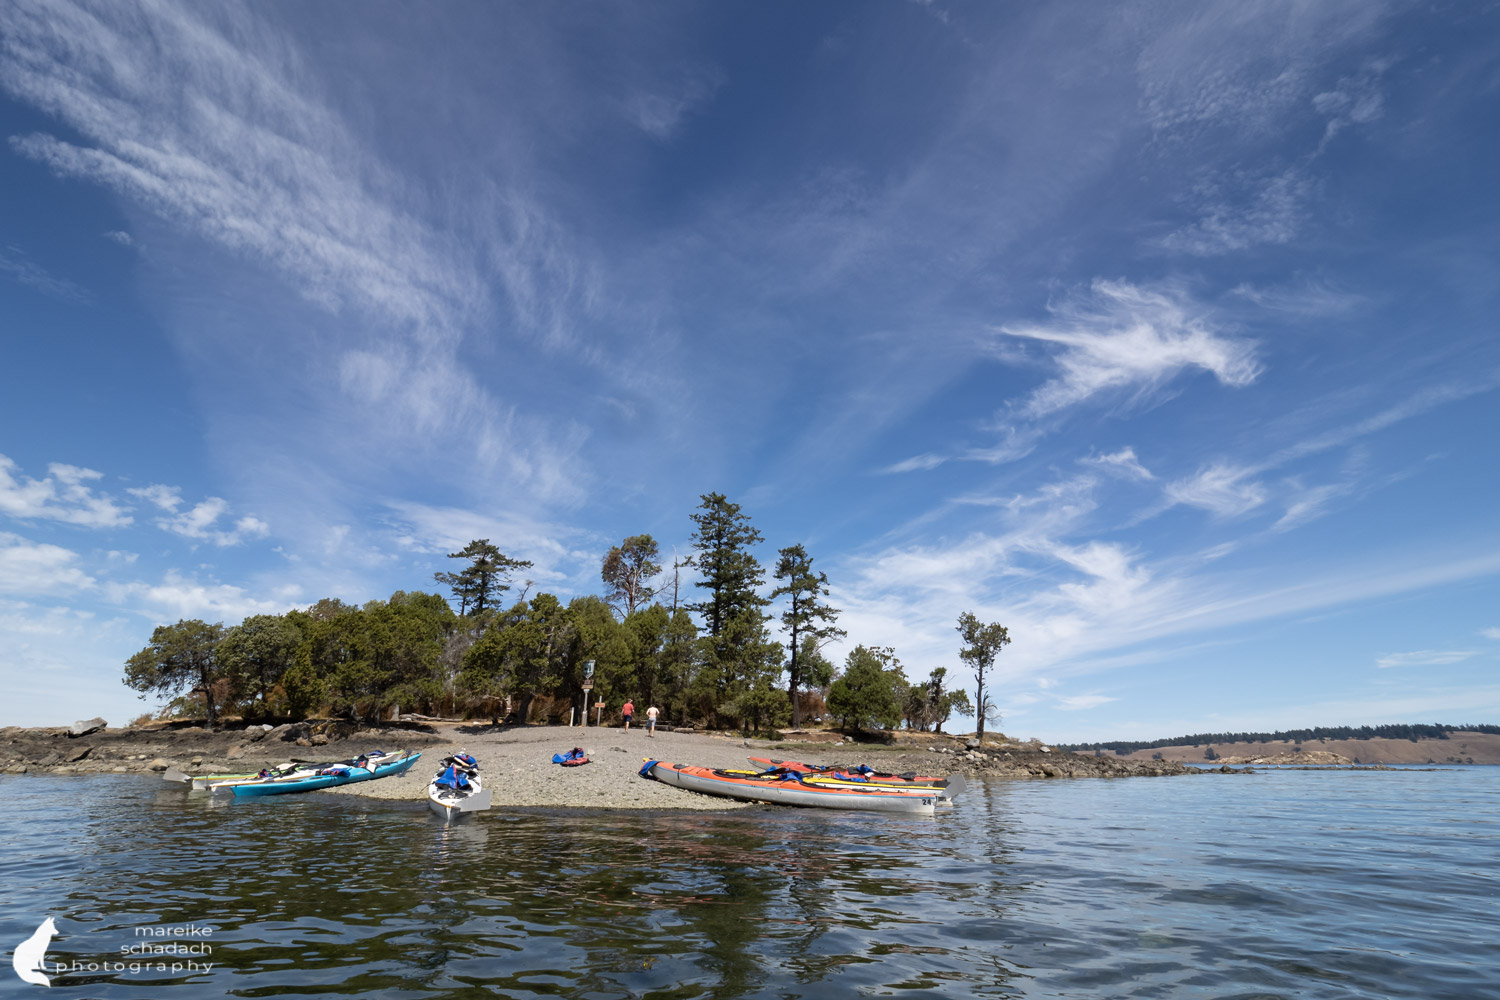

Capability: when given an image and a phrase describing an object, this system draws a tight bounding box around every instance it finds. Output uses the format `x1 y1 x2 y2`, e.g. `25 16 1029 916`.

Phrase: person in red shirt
622 700 634 731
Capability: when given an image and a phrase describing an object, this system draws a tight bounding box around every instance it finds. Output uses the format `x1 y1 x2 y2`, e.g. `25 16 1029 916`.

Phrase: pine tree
771 544 845 728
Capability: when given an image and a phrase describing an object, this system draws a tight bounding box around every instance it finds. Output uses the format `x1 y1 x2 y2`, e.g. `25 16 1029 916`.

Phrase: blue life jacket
434 765 470 790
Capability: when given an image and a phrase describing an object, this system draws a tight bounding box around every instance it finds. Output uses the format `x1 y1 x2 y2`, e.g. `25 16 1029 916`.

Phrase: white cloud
102 570 289 625
0 454 132 528
1056 694 1116 711
1375 650 1477 670
127 484 183 511
1081 447 1154 481
103 229 134 246
881 453 949 475
0 532 95 594
1482 628 1500 641
1164 462 1267 517
998 280 1261 418
127 483 268 546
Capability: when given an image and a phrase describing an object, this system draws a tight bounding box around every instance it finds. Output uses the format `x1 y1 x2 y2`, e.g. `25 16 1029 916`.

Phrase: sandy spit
324 723 863 811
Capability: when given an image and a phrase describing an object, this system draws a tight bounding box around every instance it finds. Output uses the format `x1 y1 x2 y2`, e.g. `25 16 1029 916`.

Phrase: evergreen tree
826 646 905 731
688 494 781 727
771 543 845 728
688 494 766 638
217 614 302 717
435 539 532 616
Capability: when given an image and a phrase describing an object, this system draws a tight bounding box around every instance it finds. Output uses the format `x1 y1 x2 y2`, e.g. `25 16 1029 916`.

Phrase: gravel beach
325 723 848 810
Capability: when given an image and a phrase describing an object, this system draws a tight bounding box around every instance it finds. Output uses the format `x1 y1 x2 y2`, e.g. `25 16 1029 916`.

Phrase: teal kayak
231 751 422 797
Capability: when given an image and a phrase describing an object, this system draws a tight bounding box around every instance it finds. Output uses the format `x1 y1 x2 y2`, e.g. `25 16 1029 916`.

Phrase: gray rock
36 752 62 767
146 758 170 771
69 717 107 738
310 734 329 746
965 738 980 750
227 745 246 760
64 746 93 763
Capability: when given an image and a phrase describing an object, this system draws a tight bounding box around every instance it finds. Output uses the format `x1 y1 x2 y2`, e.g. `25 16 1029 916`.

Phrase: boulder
146 758 170 771
310 734 329 746
227 745 246 760
965 738 980 750
69 717 107 738
64 746 93 763
35 751 62 767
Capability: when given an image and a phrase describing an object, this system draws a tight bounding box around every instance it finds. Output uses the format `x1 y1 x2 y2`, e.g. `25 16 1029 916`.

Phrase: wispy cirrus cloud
1482 628 1500 641
1375 649 1476 669
1163 462 1267 517
0 455 132 528
1081 447 1154 481
0 0 589 505
0 244 89 300
998 279 1262 419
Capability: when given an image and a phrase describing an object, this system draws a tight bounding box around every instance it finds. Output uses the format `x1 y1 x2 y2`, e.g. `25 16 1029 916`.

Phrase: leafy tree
956 612 1010 741
217 614 302 716
124 619 228 725
461 593 572 723
771 544 845 728
826 645 905 731
601 534 662 618
435 539 532 616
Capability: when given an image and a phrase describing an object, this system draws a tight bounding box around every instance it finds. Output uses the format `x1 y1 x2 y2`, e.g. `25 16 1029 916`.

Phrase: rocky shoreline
2 719 1243 810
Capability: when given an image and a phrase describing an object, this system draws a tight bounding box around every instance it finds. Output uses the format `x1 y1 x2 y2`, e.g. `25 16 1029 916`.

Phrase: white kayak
426 756 491 822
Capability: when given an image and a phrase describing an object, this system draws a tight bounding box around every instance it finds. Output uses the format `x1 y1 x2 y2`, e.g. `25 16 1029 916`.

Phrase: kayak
426 753 492 822
204 750 407 794
747 757 947 785
640 761 953 815
723 764 963 798
230 751 422 797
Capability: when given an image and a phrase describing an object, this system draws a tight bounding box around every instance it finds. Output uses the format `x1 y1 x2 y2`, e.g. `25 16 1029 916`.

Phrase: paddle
162 767 191 784
455 788 493 813
938 773 967 799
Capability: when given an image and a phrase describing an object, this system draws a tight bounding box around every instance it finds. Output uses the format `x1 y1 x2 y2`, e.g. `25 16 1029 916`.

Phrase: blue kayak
231 751 422 797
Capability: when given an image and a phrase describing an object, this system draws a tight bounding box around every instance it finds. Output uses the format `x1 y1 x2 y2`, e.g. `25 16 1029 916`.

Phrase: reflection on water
0 768 1495 999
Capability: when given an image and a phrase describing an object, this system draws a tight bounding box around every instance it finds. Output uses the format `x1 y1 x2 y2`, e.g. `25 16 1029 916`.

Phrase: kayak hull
231 752 421 796
645 762 941 815
426 771 489 822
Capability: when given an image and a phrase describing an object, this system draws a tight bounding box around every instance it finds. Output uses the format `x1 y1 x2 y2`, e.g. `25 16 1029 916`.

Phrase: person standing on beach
622 699 634 731
646 705 659 737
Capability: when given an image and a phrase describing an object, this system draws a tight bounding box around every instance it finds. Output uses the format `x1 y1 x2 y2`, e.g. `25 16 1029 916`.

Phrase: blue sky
2 1 1498 739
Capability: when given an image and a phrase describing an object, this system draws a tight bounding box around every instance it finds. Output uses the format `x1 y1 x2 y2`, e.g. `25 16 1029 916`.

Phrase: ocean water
0 766 1495 999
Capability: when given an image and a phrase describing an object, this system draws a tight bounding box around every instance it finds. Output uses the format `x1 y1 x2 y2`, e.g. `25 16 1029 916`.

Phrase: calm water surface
1 767 1495 999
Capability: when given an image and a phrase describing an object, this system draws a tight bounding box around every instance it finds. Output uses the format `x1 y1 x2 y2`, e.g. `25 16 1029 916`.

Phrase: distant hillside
1061 723 1500 755
1068 731 1500 766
